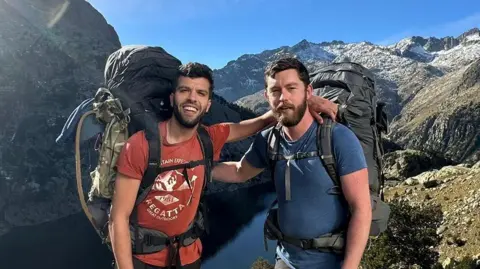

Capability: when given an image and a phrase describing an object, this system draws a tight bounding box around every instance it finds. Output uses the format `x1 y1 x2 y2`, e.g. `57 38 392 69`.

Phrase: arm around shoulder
212 129 269 183
225 110 276 143
212 157 264 183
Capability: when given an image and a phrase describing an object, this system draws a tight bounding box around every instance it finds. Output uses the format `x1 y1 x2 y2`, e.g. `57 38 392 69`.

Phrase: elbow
235 164 250 183
109 210 130 230
351 203 372 223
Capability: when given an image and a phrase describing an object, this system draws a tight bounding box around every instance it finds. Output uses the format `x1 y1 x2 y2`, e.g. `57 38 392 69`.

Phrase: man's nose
279 88 289 101
187 90 198 102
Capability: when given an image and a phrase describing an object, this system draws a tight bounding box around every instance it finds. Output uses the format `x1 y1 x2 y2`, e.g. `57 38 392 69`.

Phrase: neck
165 116 197 144
282 110 314 141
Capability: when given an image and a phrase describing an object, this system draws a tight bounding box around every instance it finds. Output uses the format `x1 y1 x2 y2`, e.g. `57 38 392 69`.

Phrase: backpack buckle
144 235 153 246
300 239 313 249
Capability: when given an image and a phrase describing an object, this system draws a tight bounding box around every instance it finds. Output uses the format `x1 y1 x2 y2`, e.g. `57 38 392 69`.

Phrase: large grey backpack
263 62 391 254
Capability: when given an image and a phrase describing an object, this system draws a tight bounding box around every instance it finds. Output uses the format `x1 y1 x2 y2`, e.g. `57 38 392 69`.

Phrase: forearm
342 207 371 269
110 218 134 269
212 162 248 183
227 111 276 143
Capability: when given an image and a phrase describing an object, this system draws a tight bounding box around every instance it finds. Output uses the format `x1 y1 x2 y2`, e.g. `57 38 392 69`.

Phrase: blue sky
88 0 480 69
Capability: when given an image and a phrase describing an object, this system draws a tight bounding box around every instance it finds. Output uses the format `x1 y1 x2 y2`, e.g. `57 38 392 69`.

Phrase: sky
88 0 480 69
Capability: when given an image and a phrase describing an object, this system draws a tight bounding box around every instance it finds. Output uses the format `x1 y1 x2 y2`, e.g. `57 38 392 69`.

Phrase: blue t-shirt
244 121 367 269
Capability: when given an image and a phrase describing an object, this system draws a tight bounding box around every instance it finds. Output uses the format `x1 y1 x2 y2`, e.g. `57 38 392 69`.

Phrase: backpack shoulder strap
266 124 282 185
196 125 214 187
317 118 342 191
135 117 161 204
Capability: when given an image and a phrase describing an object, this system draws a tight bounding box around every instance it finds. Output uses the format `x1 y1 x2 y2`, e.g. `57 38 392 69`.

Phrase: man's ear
170 92 174 107
306 84 313 99
206 99 212 113
264 89 268 100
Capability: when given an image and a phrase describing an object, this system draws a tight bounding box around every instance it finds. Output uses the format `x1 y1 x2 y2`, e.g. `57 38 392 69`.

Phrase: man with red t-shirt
109 62 338 269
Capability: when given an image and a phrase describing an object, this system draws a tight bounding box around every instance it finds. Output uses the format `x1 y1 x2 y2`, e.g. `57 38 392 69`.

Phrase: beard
172 99 206 129
272 95 307 127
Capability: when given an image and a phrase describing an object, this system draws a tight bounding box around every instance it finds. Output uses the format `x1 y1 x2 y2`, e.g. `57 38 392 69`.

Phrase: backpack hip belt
129 202 207 256
263 207 345 254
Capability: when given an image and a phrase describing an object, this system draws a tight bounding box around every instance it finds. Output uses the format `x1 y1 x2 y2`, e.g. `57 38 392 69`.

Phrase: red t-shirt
115 121 230 267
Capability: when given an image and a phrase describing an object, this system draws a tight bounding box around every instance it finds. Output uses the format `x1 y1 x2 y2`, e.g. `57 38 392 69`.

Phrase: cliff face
0 0 262 234
387 59 480 164
0 0 121 233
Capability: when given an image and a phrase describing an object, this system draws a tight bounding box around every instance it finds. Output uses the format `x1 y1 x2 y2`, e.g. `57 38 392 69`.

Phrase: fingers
328 110 336 122
311 111 324 124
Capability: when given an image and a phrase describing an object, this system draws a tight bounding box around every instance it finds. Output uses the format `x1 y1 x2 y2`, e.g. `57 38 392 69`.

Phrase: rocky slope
382 149 454 182
387 58 480 164
384 161 480 265
223 28 480 165
0 0 121 234
0 0 263 235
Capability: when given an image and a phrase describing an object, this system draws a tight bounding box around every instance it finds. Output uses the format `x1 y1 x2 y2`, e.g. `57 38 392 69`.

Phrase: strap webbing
267 125 281 192
317 118 342 194
197 125 214 184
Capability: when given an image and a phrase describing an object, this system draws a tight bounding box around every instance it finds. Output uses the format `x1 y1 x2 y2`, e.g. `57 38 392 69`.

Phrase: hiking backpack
73 45 214 260
263 61 391 253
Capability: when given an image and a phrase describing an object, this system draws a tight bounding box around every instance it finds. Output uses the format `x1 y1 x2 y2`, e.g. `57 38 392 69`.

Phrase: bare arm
225 110 276 143
109 173 141 269
212 156 264 183
340 168 372 269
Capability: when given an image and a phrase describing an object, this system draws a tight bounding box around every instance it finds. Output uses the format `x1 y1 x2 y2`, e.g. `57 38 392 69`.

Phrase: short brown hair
176 62 214 98
264 57 310 89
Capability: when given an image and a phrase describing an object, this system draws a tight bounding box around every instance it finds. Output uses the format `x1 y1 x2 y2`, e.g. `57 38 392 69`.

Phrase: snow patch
241 78 258 89
410 44 434 61
465 33 480 42
296 45 335 62
431 43 480 69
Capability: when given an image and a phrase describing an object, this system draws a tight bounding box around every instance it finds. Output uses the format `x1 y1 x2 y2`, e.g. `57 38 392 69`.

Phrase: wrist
262 110 276 123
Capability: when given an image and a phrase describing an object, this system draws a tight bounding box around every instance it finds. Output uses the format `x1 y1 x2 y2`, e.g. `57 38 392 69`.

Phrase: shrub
361 199 444 269
251 257 274 269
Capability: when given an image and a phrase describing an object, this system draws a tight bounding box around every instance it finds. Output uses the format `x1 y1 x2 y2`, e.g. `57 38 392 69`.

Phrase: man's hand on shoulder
307 95 338 124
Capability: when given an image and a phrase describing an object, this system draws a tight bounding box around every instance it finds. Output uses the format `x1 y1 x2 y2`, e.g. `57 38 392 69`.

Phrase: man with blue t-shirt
212 57 372 269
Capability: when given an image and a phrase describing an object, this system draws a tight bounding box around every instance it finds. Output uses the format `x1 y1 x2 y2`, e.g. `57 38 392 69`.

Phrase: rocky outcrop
0 0 264 235
384 163 480 263
388 59 480 164
382 149 453 181
0 0 121 233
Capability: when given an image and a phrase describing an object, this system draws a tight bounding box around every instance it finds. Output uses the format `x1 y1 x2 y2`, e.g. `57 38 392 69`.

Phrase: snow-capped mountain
215 28 480 119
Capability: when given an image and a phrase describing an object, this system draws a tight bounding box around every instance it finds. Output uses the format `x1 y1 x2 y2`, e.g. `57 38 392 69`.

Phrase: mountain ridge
220 27 480 118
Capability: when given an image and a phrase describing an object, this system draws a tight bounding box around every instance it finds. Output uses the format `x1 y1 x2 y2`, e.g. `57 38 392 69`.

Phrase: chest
150 139 206 193
271 135 334 194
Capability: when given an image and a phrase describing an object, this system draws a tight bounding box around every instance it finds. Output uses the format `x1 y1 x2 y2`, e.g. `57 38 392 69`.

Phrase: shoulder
203 123 230 140
331 122 358 145
331 122 353 136
125 129 148 148
260 125 275 139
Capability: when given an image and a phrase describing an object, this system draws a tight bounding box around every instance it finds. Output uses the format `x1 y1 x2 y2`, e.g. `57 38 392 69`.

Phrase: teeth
184 106 197 112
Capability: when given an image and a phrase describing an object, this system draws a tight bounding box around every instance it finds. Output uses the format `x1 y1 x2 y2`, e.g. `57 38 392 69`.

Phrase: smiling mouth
182 105 198 113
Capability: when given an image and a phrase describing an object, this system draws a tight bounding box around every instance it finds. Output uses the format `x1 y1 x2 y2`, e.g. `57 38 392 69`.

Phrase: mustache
180 100 199 108
276 103 295 110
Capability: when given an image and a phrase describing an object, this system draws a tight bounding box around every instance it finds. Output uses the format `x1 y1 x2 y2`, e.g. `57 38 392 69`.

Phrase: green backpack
74 46 214 264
